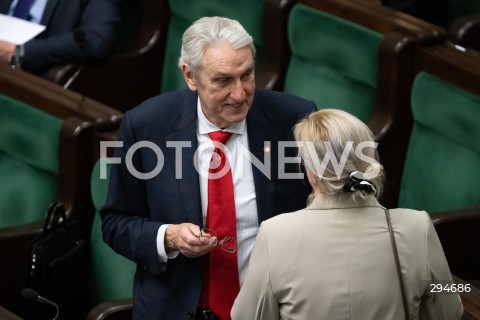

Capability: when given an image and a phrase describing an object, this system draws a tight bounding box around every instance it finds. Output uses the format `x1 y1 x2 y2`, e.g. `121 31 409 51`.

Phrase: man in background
0 0 121 75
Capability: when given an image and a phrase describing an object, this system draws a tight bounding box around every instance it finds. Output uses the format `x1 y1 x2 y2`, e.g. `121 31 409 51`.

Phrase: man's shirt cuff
157 224 180 262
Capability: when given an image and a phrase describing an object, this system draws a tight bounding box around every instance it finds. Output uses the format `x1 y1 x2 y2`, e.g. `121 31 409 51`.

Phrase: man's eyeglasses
196 228 236 253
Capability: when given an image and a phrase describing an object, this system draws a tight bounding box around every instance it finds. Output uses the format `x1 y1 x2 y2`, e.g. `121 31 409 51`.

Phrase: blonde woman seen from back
231 109 463 320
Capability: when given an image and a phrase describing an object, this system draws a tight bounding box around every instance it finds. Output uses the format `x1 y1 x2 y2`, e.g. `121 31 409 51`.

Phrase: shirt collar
197 97 245 135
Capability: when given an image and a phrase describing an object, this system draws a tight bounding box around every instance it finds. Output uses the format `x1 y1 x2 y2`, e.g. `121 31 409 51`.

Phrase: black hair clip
343 171 376 194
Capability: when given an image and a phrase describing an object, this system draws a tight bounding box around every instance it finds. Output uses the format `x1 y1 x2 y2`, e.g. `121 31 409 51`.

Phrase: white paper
0 13 45 45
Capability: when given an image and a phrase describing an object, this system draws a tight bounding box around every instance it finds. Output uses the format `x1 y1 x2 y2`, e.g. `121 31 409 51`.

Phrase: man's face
182 40 255 128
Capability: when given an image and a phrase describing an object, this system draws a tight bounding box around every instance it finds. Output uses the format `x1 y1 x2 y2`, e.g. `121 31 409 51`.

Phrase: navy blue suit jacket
0 0 121 74
101 89 316 319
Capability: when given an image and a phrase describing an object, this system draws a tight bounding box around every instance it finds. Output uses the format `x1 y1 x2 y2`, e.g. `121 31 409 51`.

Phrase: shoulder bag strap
384 208 409 320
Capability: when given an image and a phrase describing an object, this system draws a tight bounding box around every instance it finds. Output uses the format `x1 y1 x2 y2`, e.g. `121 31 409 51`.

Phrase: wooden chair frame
448 14 480 52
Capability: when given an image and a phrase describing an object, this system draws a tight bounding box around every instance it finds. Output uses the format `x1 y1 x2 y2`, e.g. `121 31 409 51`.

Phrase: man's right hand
165 223 216 258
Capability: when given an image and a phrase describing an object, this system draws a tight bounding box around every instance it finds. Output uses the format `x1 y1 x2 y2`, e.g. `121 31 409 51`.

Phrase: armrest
430 206 480 225
42 63 82 86
430 206 480 283
453 275 480 320
448 14 480 52
0 64 121 122
85 298 133 320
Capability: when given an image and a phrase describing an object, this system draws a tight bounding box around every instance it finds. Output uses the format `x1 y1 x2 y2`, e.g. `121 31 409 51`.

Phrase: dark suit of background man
0 0 121 75
101 16 316 320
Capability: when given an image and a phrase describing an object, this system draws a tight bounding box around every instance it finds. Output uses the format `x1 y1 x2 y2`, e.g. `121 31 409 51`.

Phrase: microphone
21 288 59 320
64 29 85 89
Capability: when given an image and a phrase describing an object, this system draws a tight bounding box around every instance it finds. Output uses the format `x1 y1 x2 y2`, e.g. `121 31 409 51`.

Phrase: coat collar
306 193 383 210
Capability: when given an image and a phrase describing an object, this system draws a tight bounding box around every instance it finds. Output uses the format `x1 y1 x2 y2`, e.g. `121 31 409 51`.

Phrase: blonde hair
293 109 384 202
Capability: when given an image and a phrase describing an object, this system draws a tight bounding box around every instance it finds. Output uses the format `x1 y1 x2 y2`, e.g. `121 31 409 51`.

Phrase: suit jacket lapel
247 102 281 223
164 91 202 226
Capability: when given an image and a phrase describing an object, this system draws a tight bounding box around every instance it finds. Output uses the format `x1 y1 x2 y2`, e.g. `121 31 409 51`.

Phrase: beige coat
231 194 463 320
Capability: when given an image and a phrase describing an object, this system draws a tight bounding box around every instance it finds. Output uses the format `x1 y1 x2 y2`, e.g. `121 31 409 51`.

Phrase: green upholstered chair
282 0 446 208
84 159 135 320
285 3 382 123
0 96 92 312
0 64 121 311
398 71 480 212
0 95 62 228
398 44 480 294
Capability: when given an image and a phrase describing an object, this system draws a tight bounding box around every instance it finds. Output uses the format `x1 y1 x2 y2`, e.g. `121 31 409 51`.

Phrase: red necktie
205 131 240 320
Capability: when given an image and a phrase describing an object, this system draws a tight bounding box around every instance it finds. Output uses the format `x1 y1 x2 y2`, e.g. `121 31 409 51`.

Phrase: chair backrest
0 94 62 227
285 2 383 123
86 157 136 311
284 0 445 125
398 45 480 290
398 44 480 212
283 0 446 207
160 0 264 93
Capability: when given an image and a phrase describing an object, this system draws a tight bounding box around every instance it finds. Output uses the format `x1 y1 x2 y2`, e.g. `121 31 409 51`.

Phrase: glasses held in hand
196 228 236 253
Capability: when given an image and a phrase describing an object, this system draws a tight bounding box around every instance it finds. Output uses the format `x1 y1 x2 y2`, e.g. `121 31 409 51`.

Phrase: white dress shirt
157 98 259 284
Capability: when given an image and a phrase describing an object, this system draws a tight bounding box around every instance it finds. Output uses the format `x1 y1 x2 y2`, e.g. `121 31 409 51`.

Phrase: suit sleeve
100 113 164 275
231 224 279 320
418 214 463 319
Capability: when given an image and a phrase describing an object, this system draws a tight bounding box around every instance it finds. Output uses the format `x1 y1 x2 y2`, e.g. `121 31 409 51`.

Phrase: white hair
178 16 256 74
